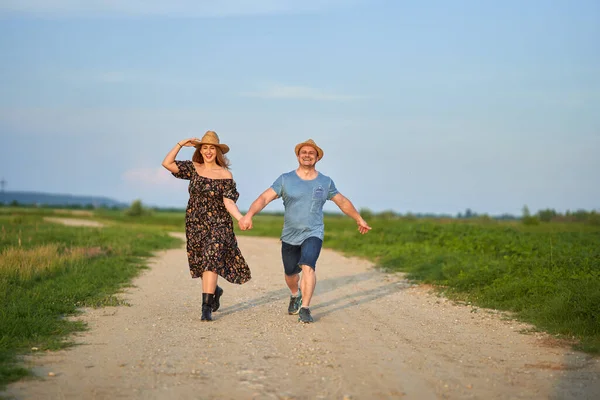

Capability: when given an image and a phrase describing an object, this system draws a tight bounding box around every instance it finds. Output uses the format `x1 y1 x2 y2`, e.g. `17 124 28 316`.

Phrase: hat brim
295 142 323 160
195 142 230 154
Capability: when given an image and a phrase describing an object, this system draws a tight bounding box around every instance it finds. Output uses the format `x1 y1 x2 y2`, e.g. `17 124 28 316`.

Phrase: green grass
0 210 182 389
238 214 600 354
1 206 598 391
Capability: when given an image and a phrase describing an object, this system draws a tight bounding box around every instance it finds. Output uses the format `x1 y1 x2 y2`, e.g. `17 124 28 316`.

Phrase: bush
359 208 373 220
521 205 540 226
125 200 152 217
588 211 600 226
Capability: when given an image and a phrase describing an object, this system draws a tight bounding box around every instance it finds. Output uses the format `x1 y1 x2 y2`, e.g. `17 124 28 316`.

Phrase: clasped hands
238 215 253 231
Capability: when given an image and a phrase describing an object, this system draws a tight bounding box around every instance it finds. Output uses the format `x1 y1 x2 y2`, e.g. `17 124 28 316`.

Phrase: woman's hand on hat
179 138 200 147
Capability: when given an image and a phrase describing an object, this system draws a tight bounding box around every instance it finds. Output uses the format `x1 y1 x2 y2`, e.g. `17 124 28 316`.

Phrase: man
238 139 371 323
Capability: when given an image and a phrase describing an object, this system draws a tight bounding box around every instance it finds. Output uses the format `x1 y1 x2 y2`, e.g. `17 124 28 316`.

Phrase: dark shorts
281 237 323 276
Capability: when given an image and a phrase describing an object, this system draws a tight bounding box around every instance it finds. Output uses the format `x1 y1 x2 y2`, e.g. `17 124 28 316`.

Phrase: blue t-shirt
271 170 339 245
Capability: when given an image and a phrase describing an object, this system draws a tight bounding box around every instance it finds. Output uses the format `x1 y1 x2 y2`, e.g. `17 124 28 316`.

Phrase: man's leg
297 237 322 323
284 272 300 295
299 264 316 307
282 241 303 314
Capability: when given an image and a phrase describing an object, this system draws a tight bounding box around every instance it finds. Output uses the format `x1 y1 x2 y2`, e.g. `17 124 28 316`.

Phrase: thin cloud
0 0 360 17
240 85 365 102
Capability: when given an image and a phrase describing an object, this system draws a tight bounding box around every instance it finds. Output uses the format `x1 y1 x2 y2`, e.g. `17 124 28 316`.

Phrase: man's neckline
294 170 320 181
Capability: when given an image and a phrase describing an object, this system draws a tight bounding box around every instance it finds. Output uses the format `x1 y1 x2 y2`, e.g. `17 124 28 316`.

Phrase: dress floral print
172 160 251 284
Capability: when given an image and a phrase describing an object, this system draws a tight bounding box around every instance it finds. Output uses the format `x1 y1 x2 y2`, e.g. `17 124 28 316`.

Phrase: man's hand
357 218 371 235
238 215 253 231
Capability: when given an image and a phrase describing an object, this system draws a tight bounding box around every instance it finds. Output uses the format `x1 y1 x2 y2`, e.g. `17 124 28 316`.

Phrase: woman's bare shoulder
221 169 233 179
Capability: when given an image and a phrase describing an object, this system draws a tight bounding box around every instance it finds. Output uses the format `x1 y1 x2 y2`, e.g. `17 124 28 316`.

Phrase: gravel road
3 227 599 399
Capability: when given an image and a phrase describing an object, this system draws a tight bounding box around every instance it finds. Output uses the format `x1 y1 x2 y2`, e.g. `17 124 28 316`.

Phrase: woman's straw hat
295 139 323 161
195 131 230 154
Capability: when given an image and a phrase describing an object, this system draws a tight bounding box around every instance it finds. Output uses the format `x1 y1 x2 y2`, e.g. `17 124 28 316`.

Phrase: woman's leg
201 271 218 321
201 270 224 314
202 270 218 293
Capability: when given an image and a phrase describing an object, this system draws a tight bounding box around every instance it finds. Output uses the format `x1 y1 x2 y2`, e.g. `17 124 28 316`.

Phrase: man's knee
300 264 315 274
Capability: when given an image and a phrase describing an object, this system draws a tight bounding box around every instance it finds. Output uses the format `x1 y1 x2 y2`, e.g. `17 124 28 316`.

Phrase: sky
1 0 598 216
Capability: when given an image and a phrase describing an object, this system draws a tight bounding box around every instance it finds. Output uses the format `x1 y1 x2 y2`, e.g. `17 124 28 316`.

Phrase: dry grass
0 244 90 280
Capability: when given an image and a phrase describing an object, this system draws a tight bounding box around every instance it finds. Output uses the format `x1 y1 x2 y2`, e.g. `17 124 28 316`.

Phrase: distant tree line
520 205 600 226
357 206 599 226
0 201 119 210
2 200 597 225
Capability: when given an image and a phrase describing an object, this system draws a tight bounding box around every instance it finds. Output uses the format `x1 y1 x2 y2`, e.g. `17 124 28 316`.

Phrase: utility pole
0 177 5 205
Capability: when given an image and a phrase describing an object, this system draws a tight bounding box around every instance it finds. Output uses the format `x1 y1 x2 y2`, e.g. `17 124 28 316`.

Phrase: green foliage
243 214 600 353
0 213 182 389
359 208 373 220
522 216 540 226
537 208 558 222
521 204 540 226
587 211 600 226
125 199 152 217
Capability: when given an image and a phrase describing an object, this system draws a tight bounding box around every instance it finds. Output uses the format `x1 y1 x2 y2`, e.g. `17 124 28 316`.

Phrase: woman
162 130 251 321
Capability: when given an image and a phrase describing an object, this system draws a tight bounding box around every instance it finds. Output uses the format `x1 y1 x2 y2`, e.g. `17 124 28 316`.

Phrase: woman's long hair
192 145 231 169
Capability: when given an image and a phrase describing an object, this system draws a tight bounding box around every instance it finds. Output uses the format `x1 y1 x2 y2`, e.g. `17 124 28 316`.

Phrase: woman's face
201 145 217 162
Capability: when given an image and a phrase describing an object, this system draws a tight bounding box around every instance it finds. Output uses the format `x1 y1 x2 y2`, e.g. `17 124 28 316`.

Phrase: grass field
234 213 599 352
0 208 181 389
0 206 598 389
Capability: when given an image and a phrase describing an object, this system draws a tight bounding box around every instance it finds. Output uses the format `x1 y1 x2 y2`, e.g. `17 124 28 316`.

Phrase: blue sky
1 0 598 215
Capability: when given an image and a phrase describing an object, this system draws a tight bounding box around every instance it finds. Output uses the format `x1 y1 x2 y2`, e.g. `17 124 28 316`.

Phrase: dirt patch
43 217 105 228
52 210 94 217
3 235 599 400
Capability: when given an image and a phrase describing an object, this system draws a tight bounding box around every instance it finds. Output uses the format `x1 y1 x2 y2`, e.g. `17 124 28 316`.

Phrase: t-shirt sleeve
270 174 284 197
171 160 194 180
327 178 339 200
223 180 240 202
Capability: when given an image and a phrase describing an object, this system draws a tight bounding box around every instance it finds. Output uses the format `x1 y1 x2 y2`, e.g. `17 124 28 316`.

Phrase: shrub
125 199 152 217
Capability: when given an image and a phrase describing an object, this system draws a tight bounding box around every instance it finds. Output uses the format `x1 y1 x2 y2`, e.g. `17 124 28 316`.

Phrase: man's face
297 145 318 167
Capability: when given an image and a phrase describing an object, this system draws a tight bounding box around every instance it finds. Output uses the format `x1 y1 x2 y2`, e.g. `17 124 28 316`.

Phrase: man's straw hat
295 139 323 161
195 131 230 154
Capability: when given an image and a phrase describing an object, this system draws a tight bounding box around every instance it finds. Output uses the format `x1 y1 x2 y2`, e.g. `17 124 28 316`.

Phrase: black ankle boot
212 286 224 312
201 293 215 321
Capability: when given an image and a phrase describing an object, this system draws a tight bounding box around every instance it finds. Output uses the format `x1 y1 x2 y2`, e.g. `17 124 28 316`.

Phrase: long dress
172 160 251 284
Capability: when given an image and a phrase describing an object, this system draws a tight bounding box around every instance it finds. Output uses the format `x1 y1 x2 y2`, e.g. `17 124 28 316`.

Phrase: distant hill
0 191 128 208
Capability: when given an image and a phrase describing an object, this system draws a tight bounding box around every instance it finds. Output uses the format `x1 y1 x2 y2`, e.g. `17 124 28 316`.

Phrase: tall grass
0 244 90 280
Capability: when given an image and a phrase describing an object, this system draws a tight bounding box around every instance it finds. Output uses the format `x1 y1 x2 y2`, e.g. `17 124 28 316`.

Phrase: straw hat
195 131 230 154
295 139 323 161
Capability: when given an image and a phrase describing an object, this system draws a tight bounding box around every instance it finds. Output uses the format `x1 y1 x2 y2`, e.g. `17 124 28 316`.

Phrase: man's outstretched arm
331 193 372 234
238 188 279 230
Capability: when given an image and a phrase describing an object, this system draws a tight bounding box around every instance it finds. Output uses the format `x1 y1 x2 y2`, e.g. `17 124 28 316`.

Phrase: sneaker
298 307 314 323
287 291 302 315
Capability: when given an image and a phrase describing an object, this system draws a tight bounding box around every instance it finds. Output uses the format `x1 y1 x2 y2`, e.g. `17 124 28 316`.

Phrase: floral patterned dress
172 160 251 284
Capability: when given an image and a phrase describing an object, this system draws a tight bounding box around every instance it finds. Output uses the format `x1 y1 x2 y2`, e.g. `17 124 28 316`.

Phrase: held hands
357 218 372 235
238 215 253 231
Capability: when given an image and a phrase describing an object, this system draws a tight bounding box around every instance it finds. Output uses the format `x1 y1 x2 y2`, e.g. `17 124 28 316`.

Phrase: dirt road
3 231 600 399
